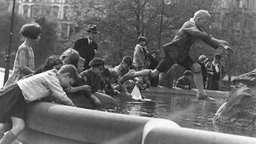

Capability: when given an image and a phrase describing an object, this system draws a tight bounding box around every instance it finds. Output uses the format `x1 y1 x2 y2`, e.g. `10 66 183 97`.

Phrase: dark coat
163 20 219 62
80 69 101 93
74 38 98 70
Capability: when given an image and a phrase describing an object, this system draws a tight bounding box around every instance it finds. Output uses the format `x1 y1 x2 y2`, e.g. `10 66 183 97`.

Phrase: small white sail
131 85 143 100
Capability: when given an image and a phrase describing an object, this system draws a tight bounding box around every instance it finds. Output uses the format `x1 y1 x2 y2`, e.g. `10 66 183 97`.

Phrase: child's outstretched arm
66 85 91 93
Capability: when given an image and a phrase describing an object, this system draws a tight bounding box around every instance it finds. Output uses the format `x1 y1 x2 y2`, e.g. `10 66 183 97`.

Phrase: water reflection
114 92 230 134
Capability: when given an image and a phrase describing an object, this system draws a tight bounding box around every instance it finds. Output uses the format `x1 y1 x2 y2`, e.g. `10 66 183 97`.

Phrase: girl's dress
4 44 35 88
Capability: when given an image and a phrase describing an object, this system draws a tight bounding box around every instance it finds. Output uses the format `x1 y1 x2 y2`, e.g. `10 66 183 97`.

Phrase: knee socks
0 131 17 144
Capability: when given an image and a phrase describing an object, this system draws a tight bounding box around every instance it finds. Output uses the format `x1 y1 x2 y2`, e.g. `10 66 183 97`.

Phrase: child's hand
114 89 120 95
91 95 101 107
81 85 91 91
98 89 106 94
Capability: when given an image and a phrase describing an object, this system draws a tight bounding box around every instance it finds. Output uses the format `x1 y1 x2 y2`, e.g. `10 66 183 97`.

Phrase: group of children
175 53 226 91
0 9 233 144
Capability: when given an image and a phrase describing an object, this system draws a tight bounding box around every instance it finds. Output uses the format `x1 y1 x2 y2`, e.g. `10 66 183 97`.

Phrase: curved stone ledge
17 102 256 144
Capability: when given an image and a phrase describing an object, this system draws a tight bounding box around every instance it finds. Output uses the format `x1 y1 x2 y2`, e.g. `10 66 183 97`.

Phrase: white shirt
17 69 74 106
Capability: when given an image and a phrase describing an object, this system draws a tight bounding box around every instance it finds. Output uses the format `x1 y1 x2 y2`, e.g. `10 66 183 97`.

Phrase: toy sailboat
130 85 152 102
131 85 143 100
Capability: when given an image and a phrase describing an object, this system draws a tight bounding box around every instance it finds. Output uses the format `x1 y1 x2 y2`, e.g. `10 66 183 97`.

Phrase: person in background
198 55 209 88
0 64 78 144
176 70 193 90
132 36 151 88
133 36 149 70
80 58 119 108
74 24 100 70
120 10 232 100
4 22 41 88
206 53 226 90
148 51 159 86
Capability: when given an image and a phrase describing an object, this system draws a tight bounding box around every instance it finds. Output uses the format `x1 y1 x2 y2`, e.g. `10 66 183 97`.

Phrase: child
0 64 78 144
198 55 209 88
60 48 80 68
4 22 41 88
111 56 136 91
34 55 63 74
176 70 193 90
113 56 133 79
120 10 232 100
80 58 119 108
133 36 149 70
59 49 99 108
100 68 116 96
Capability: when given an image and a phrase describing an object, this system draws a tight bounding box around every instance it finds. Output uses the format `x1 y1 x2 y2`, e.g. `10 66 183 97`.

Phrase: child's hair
122 56 132 66
193 10 211 20
42 55 63 71
20 22 41 39
214 53 221 59
60 48 80 68
138 36 147 42
58 64 80 81
184 70 193 76
89 58 105 67
34 55 63 74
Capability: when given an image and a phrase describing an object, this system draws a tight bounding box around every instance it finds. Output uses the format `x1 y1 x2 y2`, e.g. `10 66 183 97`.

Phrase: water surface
113 91 240 135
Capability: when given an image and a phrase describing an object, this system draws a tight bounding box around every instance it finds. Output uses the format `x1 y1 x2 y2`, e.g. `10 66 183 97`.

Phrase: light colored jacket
17 69 74 106
133 44 148 69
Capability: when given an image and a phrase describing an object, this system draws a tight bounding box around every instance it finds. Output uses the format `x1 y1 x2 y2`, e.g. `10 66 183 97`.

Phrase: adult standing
74 24 100 70
3 22 41 88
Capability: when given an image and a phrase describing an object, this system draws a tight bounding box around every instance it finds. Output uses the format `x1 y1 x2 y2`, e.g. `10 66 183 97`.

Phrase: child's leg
120 69 160 84
0 117 25 144
190 63 208 99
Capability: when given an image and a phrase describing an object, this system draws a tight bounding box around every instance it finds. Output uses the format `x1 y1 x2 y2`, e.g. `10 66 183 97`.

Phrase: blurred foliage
34 17 58 68
0 12 26 68
67 0 220 67
1 0 256 77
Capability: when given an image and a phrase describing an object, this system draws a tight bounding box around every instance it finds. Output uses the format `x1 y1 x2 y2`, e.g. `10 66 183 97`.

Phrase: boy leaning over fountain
80 58 119 108
0 64 79 144
120 9 233 100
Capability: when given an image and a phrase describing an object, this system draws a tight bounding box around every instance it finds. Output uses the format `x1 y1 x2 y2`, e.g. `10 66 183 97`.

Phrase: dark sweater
163 20 219 62
80 69 101 93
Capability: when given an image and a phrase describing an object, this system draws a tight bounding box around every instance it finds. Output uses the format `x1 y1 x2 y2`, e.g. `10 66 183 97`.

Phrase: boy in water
176 70 193 90
120 9 232 100
0 64 78 144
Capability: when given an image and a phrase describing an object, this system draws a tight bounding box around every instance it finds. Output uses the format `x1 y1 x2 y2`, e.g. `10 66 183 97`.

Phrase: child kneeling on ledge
80 58 119 108
0 64 78 144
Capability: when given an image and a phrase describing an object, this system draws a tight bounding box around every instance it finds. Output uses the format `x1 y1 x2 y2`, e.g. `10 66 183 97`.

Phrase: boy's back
17 69 74 105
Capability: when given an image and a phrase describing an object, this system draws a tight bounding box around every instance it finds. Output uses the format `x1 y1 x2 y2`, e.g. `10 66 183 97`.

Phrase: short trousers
0 84 26 123
156 55 196 73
